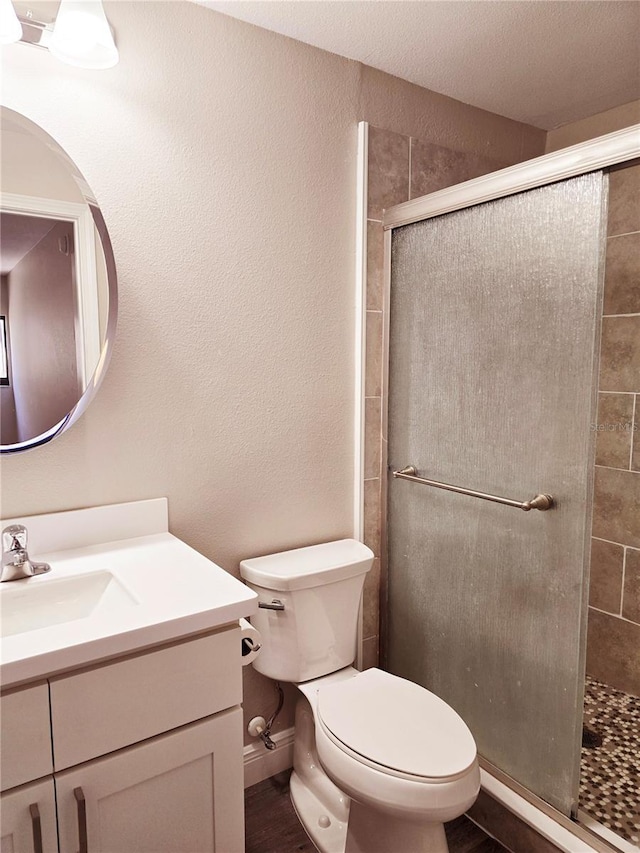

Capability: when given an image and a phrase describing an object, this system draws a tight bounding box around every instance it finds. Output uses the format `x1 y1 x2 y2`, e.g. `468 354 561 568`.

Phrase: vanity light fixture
5 0 118 68
0 0 21 44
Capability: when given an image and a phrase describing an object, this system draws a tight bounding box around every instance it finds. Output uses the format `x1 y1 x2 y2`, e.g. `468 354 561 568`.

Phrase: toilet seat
316 668 477 782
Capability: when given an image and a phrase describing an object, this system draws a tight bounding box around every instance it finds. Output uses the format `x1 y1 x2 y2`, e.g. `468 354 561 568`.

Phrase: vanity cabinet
0 778 58 853
0 627 244 853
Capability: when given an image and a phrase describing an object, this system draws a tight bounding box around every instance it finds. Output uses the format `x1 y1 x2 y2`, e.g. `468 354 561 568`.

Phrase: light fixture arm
7 1 119 68
15 12 54 50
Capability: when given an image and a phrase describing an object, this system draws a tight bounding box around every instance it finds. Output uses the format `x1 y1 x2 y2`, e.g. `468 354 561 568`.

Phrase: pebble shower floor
580 675 640 846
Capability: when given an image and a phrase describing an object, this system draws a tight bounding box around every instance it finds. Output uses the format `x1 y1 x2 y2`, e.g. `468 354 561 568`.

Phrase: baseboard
243 726 295 788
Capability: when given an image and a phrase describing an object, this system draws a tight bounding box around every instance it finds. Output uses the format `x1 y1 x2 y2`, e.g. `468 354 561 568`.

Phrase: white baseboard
243 726 295 789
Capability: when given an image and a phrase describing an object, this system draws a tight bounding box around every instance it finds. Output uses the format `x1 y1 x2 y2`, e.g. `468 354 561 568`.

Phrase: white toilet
240 539 480 853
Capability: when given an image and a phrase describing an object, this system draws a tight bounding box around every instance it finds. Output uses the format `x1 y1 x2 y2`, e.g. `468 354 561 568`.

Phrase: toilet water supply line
249 682 284 750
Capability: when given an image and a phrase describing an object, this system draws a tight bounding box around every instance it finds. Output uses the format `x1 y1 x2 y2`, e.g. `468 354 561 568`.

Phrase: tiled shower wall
361 125 511 668
588 161 640 698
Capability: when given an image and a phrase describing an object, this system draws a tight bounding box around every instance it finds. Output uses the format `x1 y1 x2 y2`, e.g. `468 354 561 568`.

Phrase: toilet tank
240 539 374 683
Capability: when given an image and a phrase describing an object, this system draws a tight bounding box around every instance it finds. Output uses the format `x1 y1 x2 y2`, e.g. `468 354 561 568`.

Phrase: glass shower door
386 173 606 816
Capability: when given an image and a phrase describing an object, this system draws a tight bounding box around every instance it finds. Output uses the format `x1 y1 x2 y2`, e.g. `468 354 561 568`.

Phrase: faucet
1 525 51 582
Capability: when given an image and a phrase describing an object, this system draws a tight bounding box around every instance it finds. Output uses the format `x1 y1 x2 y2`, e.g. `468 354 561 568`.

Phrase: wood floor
245 775 507 853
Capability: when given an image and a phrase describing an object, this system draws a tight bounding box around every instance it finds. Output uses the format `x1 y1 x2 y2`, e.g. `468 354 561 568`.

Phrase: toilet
240 539 480 853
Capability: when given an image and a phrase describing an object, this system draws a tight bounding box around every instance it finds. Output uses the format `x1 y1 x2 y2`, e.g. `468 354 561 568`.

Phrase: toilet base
344 799 448 853
290 770 348 853
290 688 452 853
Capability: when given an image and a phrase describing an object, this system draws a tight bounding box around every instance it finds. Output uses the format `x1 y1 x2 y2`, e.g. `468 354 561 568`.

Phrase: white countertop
0 500 257 687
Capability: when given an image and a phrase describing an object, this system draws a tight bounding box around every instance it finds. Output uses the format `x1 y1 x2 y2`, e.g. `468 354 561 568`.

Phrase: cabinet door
55 708 244 853
1 778 58 853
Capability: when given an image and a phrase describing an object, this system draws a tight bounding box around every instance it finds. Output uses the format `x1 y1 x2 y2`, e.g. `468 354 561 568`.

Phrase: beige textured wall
0 1 541 739
545 99 640 152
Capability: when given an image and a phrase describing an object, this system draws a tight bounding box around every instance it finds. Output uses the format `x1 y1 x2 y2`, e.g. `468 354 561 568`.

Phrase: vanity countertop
0 499 257 688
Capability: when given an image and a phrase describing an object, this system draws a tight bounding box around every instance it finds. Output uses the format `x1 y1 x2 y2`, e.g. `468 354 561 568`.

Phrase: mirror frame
0 108 118 454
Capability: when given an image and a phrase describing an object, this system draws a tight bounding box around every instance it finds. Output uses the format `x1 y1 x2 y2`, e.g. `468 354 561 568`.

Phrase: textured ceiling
198 1 640 130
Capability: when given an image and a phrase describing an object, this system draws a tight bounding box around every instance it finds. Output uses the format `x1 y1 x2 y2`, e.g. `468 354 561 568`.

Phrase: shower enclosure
372 127 640 850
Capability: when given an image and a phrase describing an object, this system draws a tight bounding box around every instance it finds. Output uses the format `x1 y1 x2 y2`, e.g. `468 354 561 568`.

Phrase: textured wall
588 162 640 697
0 1 541 740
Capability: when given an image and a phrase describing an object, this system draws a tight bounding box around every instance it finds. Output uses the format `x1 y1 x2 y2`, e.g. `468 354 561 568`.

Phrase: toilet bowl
240 540 480 853
292 666 480 853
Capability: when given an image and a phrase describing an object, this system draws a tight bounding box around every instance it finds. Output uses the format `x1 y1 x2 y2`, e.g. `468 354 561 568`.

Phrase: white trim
354 121 368 541
243 726 295 789
383 124 640 230
1 192 101 388
354 121 369 671
480 770 607 853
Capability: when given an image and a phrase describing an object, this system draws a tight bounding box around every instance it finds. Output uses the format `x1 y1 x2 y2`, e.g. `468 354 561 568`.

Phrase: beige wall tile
622 548 640 624
604 233 640 315
363 557 381 639
364 397 381 480
361 636 379 670
586 607 640 696
599 316 640 392
367 126 409 219
365 311 383 397
410 138 506 200
608 163 640 238
363 478 381 555
593 467 640 548
589 538 624 613
366 221 384 311
594 393 634 468
359 65 545 166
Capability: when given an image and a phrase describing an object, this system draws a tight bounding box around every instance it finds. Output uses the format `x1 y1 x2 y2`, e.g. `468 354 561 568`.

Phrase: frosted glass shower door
386 173 606 816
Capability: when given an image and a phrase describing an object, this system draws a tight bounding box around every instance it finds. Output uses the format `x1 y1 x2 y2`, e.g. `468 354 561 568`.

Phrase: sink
0 498 257 687
0 571 138 638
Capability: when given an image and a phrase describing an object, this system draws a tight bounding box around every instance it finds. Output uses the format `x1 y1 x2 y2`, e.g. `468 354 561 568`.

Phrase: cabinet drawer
0 682 52 791
50 628 241 770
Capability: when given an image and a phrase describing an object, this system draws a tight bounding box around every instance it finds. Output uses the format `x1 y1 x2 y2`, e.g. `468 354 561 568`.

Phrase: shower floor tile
580 675 640 846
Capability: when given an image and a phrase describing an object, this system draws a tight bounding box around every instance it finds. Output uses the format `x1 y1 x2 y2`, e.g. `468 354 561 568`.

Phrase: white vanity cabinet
0 627 245 853
0 778 58 853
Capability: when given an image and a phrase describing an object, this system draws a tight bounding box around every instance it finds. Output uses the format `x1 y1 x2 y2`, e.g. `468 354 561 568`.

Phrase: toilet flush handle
258 599 285 611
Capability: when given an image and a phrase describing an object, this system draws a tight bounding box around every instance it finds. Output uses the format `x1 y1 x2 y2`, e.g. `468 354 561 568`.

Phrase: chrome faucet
1 525 51 582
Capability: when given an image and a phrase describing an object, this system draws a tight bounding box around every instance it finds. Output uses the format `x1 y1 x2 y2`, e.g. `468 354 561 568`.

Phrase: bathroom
1 2 639 852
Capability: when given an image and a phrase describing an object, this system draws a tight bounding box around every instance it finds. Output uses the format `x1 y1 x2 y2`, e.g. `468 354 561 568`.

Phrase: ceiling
1 214 57 276
198 1 640 130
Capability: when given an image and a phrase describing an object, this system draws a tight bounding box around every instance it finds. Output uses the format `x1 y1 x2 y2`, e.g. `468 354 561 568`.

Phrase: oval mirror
0 107 117 453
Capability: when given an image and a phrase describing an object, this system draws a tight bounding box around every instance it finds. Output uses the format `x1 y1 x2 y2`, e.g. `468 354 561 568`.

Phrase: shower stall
359 125 640 853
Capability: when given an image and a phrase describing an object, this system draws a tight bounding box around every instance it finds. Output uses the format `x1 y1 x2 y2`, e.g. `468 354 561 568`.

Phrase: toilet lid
317 669 477 780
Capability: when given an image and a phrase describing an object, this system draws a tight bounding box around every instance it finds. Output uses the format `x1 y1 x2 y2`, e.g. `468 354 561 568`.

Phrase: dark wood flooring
245 775 507 853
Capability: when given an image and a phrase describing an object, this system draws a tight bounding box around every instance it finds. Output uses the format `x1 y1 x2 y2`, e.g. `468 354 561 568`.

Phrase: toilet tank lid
239 539 374 591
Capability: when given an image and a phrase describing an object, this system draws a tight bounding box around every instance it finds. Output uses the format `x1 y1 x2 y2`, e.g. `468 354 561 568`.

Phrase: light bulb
49 0 118 69
0 0 21 45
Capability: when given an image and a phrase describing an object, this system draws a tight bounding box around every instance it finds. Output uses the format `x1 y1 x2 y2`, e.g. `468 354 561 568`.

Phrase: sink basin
0 571 138 638
0 498 258 687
